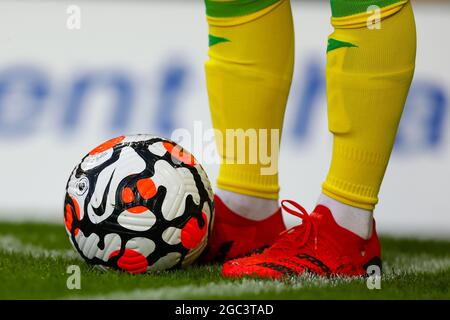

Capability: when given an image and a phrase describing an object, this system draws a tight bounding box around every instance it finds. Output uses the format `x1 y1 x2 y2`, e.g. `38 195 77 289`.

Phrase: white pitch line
82 254 450 300
384 254 450 277
78 277 353 300
0 235 79 260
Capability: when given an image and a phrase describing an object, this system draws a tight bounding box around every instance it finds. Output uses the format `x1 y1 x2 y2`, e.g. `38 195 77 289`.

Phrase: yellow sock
204 0 294 200
323 0 416 210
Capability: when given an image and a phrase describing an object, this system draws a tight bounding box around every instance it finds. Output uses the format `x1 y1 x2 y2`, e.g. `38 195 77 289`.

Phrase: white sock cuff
317 193 374 240
216 189 279 221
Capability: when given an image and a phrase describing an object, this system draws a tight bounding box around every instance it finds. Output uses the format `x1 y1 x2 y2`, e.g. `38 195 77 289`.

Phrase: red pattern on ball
89 136 125 155
163 142 196 167
65 197 81 236
109 249 148 274
181 212 208 249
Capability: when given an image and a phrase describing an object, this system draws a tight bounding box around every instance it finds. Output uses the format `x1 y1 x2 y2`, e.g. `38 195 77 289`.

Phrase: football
63 134 214 273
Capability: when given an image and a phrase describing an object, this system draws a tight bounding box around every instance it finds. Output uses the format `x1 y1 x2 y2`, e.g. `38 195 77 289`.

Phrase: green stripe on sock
209 34 231 47
330 0 405 18
327 38 358 52
205 0 280 18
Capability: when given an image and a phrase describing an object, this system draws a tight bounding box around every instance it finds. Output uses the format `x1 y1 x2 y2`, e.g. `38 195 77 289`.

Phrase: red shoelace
271 200 319 251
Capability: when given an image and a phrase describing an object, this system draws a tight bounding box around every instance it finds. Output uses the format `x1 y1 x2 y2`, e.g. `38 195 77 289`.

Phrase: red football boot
203 195 286 262
222 199 381 279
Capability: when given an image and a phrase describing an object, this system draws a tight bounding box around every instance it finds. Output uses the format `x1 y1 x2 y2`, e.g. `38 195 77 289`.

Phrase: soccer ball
63 134 214 273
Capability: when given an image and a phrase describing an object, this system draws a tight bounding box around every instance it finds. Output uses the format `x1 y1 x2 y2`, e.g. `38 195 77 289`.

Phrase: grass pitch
0 221 449 300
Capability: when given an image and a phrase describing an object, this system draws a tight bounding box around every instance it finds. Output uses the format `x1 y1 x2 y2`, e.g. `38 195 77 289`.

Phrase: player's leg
223 0 416 278
203 0 294 261
318 0 416 240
